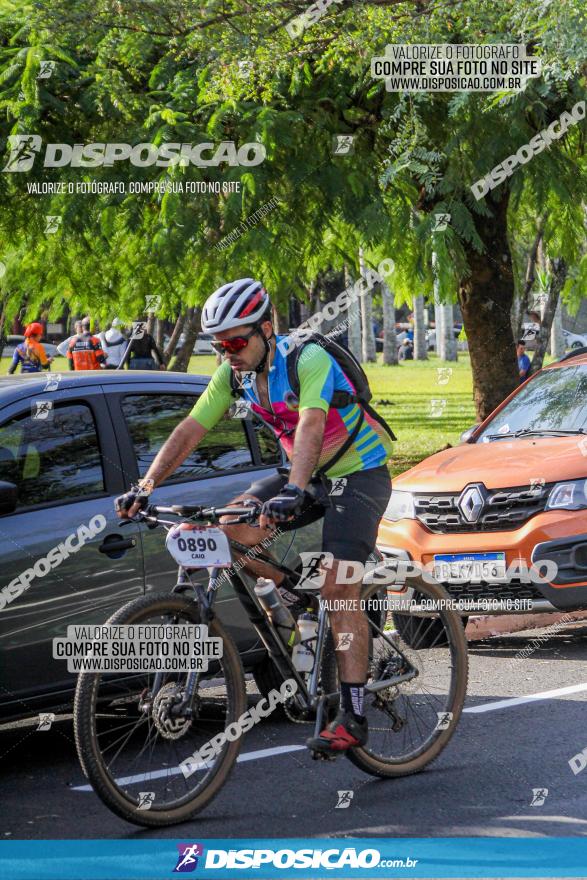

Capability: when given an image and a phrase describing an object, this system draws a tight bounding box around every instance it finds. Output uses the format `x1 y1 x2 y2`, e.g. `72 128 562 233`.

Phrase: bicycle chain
283 695 314 725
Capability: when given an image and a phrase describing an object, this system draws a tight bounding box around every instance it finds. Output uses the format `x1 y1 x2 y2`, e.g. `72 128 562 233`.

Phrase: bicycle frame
133 504 419 739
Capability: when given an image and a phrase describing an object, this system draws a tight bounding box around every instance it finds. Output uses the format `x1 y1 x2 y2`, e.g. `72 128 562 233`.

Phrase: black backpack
230 333 395 476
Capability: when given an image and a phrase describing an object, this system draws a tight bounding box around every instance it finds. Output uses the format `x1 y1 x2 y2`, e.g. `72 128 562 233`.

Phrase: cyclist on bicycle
116 279 392 755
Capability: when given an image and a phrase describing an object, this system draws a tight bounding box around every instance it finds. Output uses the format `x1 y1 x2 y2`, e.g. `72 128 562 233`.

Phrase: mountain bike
73 502 468 827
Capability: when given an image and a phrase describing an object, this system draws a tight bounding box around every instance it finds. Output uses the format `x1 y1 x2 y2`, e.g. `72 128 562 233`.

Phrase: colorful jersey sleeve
297 343 334 414
189 360 233 430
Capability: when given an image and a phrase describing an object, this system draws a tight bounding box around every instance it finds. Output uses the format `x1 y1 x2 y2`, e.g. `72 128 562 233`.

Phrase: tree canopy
0 0 585 416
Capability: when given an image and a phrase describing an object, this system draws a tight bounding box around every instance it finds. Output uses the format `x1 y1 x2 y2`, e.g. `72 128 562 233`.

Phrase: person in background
398 338 414 361
127 323 165 370
406 313 415 342
67 316 106 370
100 318 128 369
57 320 82 357
517 339 532 384
8 322 53 374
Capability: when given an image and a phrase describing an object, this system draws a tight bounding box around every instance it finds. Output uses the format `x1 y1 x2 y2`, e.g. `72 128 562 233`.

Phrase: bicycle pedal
309 749 338 762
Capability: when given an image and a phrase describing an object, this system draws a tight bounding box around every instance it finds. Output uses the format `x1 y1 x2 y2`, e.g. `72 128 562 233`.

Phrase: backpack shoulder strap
364 402 397 441
286 341 303 398
286 338 358 408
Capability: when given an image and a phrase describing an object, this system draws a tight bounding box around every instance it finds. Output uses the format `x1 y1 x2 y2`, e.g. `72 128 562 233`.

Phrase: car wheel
571 340 583 349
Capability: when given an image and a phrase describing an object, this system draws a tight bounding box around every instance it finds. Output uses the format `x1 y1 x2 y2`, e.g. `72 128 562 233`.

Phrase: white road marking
73 744 306 791
464 682 587 714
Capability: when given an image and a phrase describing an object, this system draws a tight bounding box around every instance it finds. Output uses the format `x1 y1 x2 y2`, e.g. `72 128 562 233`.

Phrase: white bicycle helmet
202 278 271 333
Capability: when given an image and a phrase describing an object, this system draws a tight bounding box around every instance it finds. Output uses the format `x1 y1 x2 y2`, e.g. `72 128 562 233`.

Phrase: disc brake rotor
152 682 191 740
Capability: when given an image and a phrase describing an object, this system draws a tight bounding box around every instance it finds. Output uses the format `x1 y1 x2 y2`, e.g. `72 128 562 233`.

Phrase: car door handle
98 536 136 555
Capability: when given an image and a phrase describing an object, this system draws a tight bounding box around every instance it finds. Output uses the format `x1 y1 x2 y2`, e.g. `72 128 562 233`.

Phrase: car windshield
477 363 587 441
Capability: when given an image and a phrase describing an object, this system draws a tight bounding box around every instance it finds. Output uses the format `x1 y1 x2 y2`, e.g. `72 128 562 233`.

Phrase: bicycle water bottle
292 611 318 674
254 578 300 648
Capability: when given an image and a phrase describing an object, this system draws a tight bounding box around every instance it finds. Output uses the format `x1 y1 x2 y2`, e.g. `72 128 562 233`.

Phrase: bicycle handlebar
120 501 263 528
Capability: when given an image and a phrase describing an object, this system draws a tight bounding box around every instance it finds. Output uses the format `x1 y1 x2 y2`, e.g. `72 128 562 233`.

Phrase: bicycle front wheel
347 575 468 778
73 593 246 826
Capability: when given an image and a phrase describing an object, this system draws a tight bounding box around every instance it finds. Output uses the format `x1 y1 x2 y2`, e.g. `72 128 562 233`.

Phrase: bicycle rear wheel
347 576 468 778
73 593 246 826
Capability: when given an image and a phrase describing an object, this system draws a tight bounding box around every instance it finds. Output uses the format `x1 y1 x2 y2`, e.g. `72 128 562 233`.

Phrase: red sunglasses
211 327 259 354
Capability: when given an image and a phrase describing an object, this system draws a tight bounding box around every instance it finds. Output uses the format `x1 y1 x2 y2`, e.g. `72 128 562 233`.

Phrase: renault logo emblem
458 483 486 523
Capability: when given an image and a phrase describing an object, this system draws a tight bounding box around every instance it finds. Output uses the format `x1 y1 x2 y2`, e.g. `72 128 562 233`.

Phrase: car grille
440 579 545 603
414 483 552 533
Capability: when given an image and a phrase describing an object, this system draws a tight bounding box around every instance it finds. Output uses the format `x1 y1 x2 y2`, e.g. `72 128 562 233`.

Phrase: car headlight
545 479 587 511
384 490 415 522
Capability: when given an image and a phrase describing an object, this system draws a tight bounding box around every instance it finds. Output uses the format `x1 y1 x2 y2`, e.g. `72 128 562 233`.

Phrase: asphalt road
2 619 587 840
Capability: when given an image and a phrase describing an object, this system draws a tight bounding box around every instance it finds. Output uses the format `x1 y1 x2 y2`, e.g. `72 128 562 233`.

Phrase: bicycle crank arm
312 692 340 739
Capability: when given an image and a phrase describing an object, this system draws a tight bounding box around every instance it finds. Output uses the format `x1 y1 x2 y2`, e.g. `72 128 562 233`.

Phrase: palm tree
344 265 362 360
359 249 376 362
550 300 565 358
440 303 458 361
381 280 398 365
413 294 428 360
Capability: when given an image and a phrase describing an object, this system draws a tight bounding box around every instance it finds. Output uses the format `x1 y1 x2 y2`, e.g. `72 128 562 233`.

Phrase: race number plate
165 525 232 568
433 551 507 584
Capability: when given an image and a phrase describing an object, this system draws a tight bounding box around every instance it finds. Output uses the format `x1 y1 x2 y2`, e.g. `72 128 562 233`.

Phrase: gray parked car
0 371 321 721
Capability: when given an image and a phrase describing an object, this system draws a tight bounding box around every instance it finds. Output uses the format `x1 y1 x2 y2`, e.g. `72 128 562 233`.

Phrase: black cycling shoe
307 710 368 755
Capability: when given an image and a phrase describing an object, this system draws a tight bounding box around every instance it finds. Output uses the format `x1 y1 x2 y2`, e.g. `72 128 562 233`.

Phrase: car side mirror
0 480 18 515
460 424 480 444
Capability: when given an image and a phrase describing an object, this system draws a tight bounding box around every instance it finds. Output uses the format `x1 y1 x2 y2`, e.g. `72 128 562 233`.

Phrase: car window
0 402 105 510
477 364 587 441
121 393 254 480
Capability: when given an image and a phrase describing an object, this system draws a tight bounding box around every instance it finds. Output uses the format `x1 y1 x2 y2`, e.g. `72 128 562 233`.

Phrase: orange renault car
377 348 587 617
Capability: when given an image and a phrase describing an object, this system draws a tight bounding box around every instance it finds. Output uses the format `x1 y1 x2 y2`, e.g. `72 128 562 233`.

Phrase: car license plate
166 525 232 568
433 552 507 583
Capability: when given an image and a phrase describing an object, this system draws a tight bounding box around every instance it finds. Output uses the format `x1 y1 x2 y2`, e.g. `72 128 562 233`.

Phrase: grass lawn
1 352 476 478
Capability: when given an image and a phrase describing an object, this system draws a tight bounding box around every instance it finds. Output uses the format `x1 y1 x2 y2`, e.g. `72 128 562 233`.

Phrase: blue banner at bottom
1 838 587 879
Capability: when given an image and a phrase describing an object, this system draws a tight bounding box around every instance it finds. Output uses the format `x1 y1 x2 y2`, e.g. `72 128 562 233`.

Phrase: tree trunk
169 307 200 372
163 312 187 366
359 249 376 362
441 303 457 361
381 281 398 365
458 194 517 421
550 299 566 359
413 294 428 360
531 259 567 372
154 317 164 353
434 302 442 354
432 254 442 355
272 303 289 334
512 219 545 340
345 264 361 361
0 300 7 355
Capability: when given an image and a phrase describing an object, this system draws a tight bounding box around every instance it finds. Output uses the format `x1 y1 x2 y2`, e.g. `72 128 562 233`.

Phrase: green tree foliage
0 0 585 415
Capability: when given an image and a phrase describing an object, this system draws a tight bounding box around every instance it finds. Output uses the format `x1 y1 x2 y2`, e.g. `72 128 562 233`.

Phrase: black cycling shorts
244 465 392 564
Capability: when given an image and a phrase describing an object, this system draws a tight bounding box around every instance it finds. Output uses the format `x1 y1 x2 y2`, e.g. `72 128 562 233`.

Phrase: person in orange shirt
8 323 53 374
67 317 106 370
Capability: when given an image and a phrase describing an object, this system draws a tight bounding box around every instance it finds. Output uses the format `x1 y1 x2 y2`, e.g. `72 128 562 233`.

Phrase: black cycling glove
261 483 306 522
114 486 149 515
